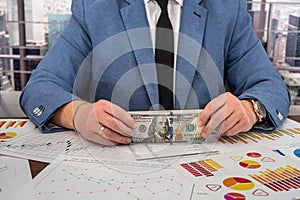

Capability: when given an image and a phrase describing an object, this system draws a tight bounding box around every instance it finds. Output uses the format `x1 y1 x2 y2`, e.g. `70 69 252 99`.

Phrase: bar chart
249 165 300 192
180 159 224 178
218 128 300 145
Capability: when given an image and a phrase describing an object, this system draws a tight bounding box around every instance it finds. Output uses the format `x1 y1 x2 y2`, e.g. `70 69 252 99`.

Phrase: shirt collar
144 0 183 7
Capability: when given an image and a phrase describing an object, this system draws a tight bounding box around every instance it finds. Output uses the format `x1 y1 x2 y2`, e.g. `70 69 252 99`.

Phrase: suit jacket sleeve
19 0 92 132
225 0 290 130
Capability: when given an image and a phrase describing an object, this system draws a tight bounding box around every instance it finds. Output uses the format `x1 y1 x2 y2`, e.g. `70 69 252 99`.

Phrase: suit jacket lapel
119 0 159 108
175 0 207 109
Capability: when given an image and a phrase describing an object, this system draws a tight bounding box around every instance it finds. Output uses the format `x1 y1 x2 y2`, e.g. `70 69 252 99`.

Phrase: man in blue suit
20 0 290 146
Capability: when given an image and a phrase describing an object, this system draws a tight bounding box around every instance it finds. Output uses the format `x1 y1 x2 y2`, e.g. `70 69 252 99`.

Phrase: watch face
256 101 266 118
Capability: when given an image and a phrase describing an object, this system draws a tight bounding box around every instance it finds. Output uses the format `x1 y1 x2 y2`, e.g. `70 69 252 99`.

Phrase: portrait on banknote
142 116 170 143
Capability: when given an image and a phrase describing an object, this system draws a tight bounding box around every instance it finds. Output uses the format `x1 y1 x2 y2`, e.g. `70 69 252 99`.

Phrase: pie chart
239 160 261 169
0 132 17 139
246 152 261 158
294 148 300 158
224 192 246 200
223 177 255 190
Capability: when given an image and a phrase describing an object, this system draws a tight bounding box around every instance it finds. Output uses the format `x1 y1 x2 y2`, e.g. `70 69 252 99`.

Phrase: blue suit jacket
20 0 290 132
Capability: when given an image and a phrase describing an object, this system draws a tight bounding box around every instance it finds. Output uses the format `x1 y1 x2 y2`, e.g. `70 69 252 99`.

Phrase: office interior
0 1 300 200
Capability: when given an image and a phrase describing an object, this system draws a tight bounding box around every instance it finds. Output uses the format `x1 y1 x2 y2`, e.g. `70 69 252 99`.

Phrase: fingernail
129 130 134 137
126 138 132 143
201 131 206 138
198 120 203 127
131 121 137 128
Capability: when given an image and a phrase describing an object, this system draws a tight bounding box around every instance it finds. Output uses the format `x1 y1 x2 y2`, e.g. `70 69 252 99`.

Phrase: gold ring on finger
99 126 105 137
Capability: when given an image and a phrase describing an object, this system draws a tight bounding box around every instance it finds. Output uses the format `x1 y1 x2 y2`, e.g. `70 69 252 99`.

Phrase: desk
3 91 298 179
27 116 300 179
288 115 300 123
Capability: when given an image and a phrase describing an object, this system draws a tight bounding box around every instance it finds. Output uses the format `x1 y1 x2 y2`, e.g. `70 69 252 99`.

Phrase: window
1 0 300 112
0 0 71 91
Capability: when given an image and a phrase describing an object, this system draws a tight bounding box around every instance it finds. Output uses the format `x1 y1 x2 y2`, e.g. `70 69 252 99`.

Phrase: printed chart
224 192 246 200
0 156 35 200
218 128 300 145
249 165 300 192
271 143 300 161
0 128 125 162
205 127 300 154
238 160 261 169
0 120 27 129
223 177 255 190
0 119 36 141
294 148 300 158
179 159 224 178
174 147 300 199
33 156 194 200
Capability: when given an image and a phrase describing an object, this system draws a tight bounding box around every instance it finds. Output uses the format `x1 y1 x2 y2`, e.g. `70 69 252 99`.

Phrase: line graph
34 156 194 200
0 129 124 162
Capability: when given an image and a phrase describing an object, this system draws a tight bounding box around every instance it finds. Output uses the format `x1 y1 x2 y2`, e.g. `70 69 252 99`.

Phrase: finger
201 105 234 138
81 111 125 145
99 112 134 137
218 111 241 134
225 116 253 136
99 100 136 129
86 106 133 137
198 93 227 126
98 126 132 144
225 121 247 136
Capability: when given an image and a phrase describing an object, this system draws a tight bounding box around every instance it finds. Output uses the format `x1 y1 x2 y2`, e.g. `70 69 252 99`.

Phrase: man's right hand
52 100 136 146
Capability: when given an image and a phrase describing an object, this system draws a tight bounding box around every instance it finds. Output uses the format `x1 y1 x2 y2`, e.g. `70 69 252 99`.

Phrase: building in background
273 33 286 65
267 18 279 59
286 14 300 67
12 43 47 90
0 10 11 91
48 13 70 47
0 0 72 91
247 0 267 43
7 0 44 46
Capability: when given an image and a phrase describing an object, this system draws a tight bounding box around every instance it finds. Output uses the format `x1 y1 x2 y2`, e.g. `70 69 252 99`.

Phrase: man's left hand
198 92 258 138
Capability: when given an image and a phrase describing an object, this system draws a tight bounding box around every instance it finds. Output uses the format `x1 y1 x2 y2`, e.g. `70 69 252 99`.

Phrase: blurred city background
0 0 299 110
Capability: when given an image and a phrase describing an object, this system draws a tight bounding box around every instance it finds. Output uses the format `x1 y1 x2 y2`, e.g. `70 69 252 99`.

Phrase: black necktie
155 0 174 110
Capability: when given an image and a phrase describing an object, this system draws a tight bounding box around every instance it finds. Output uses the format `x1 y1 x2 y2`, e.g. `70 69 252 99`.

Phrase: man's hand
52 100 136 146
198 92 258 138
75 100 136 146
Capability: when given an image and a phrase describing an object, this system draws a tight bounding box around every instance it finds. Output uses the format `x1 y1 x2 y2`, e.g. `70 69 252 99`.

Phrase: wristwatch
249 99 267 123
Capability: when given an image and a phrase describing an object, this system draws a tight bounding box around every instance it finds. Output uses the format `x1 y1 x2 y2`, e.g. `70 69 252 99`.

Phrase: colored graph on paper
0 120 27 129
271 142 300 161
218 128 300 145
179 159 224 178
0 119 36 141
208 127 300 155
249 165 300 192
0 128 125 163
33 156 194 200
174 147 300 200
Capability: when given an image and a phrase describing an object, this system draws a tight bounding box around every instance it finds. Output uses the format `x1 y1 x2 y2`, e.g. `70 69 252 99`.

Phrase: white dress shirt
144 0 183 97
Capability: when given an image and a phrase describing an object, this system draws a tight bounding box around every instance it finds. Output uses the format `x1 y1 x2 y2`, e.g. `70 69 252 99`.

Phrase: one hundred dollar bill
129 110 204 144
